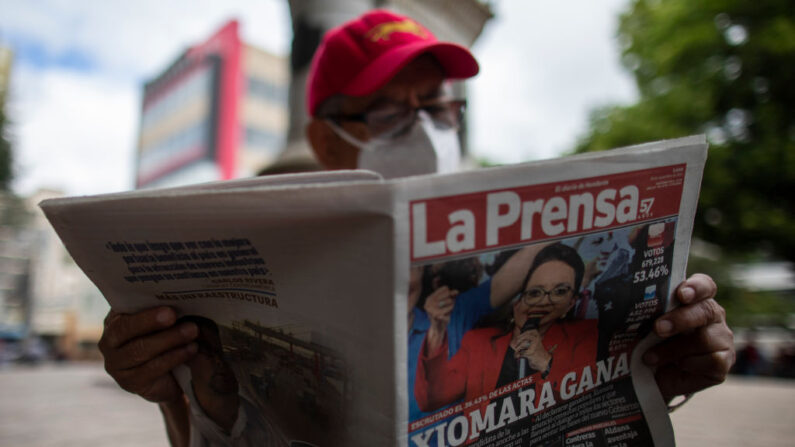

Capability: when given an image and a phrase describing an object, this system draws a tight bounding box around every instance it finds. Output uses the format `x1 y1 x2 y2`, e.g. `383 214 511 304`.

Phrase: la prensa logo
366 20 428 42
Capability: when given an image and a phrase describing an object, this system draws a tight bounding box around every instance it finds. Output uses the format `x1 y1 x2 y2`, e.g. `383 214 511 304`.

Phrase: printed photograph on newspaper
407 164 686 447
170 313 350 447
97 236 352 445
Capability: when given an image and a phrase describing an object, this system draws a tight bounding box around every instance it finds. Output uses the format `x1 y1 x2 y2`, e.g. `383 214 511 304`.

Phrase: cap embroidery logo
366 20 428 42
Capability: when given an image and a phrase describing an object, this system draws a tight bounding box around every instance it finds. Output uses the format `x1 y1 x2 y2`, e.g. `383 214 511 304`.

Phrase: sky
0 0 636 196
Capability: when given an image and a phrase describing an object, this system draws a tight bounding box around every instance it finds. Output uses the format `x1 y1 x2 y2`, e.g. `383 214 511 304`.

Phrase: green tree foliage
0 106 12 190
575 0 795 263
686 255 795 328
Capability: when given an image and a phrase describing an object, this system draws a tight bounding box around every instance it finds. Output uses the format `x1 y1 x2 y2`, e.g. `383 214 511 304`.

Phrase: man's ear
306 119 358 170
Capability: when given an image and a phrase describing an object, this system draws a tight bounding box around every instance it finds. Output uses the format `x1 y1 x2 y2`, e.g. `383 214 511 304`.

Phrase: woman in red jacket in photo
414 243 597 412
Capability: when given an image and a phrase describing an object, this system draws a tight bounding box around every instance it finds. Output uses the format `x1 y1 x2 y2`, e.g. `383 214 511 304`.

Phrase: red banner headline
410 164 686 261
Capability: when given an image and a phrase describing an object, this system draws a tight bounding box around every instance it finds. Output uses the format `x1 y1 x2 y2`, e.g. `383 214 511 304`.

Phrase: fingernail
656 319 673 336
181 322 198 338
186 342 198 354
679 286 696 303
643 351 658 366
156 308 174 325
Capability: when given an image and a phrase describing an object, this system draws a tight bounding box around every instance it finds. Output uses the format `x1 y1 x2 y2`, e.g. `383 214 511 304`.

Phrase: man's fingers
675 273 717 305
650 273 735 400
654 298 726 338
674 350 735 382
105 322 199 370
644 322 733 366
114 343 197 399
99 307 177 350
654 364 722 402
103 310 119 327
654 350 733 401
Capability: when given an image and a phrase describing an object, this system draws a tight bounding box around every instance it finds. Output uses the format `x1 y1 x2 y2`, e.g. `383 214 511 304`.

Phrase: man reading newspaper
98 9 734 446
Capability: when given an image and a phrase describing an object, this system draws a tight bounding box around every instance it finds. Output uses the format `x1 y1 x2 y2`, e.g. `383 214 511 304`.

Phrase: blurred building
0 190 107 360
135 20 289 188
135 3 493 184
0 193 31 341
26 190 108 358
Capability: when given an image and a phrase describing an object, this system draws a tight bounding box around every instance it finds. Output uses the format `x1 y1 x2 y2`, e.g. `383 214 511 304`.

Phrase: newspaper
40 135 707 447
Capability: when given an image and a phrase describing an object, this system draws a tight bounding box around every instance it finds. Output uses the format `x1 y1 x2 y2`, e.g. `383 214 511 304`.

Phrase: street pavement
0 362 168 447
1 362 793 446
670 375 795 447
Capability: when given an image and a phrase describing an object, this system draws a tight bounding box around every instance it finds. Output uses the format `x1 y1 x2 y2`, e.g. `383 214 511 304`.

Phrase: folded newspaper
41 135 707 447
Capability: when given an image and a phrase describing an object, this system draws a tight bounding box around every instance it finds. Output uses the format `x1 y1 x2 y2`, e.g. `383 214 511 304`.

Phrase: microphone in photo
517 317 541 379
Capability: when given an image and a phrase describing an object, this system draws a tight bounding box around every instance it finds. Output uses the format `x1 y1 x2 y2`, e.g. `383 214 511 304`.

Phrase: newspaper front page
41 136 706 447
398 136 706 447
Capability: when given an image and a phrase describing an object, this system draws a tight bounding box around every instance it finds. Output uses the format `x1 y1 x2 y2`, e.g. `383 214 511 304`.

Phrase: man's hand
99 307 199 403
643 274 735 402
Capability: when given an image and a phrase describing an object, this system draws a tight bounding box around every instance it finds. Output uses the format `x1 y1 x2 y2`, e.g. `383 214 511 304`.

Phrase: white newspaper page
397 136 707 447
41 174 400 447
42 136 706 447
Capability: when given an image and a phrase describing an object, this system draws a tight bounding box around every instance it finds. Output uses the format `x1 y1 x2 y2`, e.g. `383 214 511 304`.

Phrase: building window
244 127 283 155
247 77 287 104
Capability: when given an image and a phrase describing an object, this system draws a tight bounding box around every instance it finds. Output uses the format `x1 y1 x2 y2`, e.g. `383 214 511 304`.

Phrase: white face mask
326 111 461 179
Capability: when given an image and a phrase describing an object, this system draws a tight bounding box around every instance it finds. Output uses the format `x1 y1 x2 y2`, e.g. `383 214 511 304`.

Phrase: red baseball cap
306 9 479 116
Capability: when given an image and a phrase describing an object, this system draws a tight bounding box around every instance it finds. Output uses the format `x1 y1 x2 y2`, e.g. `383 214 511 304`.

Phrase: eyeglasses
520 285 574 305
326 98 466 140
